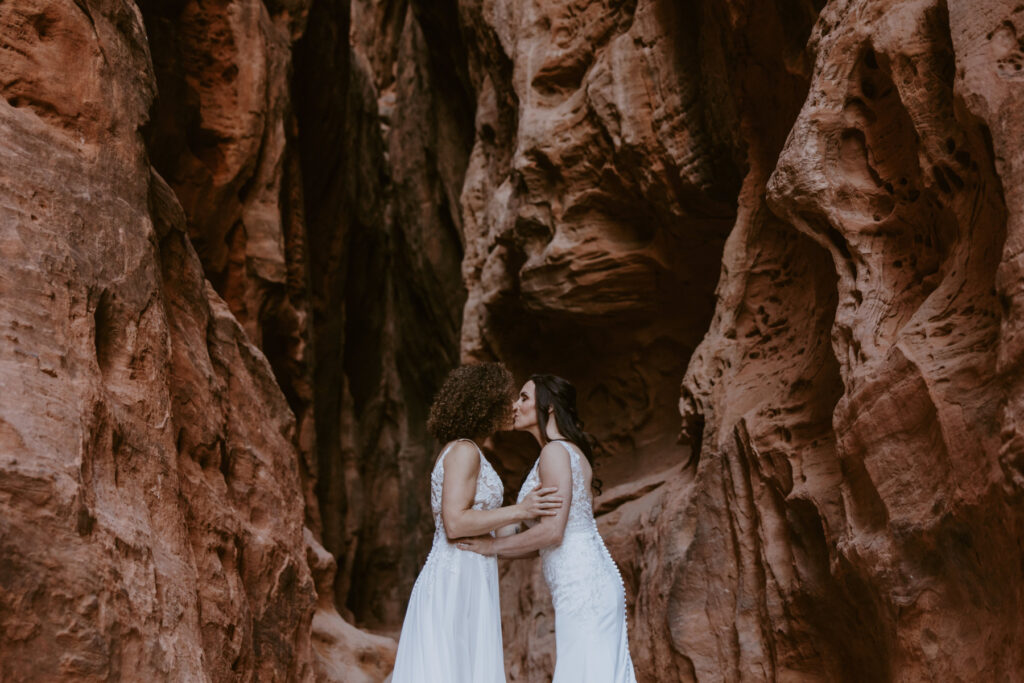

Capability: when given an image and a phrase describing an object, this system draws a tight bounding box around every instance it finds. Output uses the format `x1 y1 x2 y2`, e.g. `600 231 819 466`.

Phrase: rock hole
30 11 58 40
219 441 231 481
76 504 96 536
943 165 964 189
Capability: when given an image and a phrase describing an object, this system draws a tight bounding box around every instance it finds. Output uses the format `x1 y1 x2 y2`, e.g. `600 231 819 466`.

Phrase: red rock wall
0 0 315 675
291 0 473 630
3 0 1023 680
663 1 1024 679
0 0 391 680
450 0 1024 680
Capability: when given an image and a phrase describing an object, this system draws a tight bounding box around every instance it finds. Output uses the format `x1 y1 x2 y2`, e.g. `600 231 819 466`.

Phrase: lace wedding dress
518 440 636 682
391 439 506 683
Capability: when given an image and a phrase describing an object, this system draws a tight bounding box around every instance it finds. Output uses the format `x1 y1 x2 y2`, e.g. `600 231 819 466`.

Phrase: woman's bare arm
458 442 573 556
441 441 562 539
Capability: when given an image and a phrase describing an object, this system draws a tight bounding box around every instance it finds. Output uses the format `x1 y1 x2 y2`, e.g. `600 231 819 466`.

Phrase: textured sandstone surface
0 0 390 680
141 0 322 530
0 1 314 674
452 0 1024 680
292 0 472 630
2 0 1023 680
667 0 1023 679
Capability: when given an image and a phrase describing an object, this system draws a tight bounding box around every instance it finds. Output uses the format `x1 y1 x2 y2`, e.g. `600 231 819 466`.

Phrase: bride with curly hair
458 374 636 683
390 363 563 683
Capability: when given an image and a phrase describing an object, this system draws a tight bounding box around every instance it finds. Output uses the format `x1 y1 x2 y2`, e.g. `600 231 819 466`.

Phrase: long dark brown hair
531 374 602 494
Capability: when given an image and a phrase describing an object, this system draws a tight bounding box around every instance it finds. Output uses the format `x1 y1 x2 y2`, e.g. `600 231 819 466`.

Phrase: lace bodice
411 440 503 597
517 440 595 533
430 439 504 537
517 440 629 623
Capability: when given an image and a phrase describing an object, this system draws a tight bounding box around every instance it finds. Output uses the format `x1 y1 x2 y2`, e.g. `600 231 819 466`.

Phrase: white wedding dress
391 439 506 683
518 439 636 682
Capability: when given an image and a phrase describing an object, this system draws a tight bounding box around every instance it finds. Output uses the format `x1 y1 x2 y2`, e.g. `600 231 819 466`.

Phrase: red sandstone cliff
2 0 1023 680
0 0 390 679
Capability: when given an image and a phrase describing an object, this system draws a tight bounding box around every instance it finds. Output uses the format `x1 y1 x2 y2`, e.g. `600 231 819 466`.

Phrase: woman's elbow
543 528 565 548
442 515 468 540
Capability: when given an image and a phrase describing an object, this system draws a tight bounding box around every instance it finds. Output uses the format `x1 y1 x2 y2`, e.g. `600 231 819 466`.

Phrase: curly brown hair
427 363 515 443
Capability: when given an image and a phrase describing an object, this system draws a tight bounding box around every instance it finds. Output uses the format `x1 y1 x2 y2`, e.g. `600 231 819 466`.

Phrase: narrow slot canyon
1 0 1022 681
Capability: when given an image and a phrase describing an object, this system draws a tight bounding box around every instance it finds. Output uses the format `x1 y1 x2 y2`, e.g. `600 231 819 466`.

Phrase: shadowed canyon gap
1 0 1022 681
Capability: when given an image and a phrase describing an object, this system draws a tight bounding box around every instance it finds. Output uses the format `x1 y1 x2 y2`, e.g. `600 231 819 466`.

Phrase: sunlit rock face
0 0 316 676
0 0 389 679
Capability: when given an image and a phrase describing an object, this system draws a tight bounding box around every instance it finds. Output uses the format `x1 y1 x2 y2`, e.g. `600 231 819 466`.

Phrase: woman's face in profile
513 381 537 431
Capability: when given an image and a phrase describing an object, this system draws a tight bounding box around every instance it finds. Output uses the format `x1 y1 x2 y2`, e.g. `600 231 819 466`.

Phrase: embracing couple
390 363 636 683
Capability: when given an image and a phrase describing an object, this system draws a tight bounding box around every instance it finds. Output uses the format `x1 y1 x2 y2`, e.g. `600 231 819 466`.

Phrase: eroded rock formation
2 0 1023 680
453 0 1024 680
0 0 314 675
0 0 391 679
662 1 1024 679
292 0 472 629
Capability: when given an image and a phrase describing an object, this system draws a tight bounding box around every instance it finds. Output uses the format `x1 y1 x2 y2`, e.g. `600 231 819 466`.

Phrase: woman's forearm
444 504 529 539
493 522 561 557
497 547 540 559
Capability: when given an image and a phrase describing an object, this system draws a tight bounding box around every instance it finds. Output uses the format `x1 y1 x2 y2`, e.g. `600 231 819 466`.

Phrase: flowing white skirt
391 538 505 683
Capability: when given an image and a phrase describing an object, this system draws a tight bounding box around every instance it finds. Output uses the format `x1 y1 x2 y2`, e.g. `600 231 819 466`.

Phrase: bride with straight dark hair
459 374 636 683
